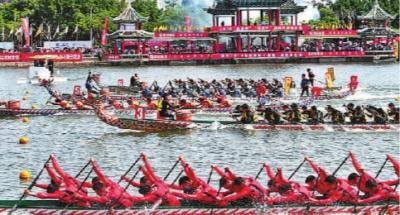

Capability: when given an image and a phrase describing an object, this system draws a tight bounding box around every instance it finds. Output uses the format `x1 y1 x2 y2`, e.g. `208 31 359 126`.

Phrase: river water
0 63 399 199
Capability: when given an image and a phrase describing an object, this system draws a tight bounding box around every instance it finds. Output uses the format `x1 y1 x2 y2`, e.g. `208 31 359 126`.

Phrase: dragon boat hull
0 200 398 215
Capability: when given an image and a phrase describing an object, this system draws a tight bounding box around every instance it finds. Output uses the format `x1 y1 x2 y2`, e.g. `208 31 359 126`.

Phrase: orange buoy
19 136 29 144
22 117 29 123
19 170 31 180
60 100 68 107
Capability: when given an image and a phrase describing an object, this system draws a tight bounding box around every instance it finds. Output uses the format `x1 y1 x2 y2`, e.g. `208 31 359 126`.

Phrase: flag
21 17 30 47
101 17 108 46
52 25 59 39
35 23 43 38
72 25 79 34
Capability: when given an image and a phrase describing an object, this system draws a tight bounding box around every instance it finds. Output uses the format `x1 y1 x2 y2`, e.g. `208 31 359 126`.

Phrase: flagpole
90 6 93 44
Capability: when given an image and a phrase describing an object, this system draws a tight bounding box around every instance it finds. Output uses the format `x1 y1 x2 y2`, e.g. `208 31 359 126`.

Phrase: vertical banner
283 76 293 96
184 16 191 32
101 17 108 46
21 17 30 47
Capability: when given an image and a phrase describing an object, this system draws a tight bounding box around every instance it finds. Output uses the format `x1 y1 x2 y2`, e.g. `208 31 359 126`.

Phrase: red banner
21 17 30 48
154 32 210 38
0 52 83 62
303 30 358 37
101 17 108 46
149 51 365 61
104 54 121 61
210 25 305 32
0 53 21 62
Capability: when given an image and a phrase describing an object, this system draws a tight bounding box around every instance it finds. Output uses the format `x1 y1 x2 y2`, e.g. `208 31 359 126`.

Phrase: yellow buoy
19 170 31 180
31 104 38 109
19 136 29 144
22 117 29 123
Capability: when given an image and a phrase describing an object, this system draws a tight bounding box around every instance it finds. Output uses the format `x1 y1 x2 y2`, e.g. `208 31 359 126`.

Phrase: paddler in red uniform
24 184 91 207
356 179 399 204
135 154 181 206
216 96 231 108
304 157 335 195
199 97 213 109
74 159 135 207
387 154 400 177
179 99 195 109
266 183 311 205
308 175 357 205
169 156 219 205
348 152 399 196
145 98 157 109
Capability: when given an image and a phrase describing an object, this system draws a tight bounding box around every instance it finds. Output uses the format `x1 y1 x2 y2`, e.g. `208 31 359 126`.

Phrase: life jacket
156 99 163 111
201 99 213 108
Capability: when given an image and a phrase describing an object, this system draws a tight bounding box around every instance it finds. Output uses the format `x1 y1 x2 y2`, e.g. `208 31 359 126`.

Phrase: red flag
21 17 30 47
101 17 108 46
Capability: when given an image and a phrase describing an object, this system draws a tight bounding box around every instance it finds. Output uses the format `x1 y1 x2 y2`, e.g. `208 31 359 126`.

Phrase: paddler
266 183 312 205
344 103 355 118
145 98 157 109
239 104 257 124
356 179 400 204
307 106 324 124
216 96 231 108
387 103 399 123
158 95 174 119
348 152 399 197
284 103 302 124
308 175 357 205
350 106 366 124
263 107 281 125
179 99 195 109
365 105 388 124
74 159 135 207
199 97 213 109
324 105 345 124
169 156 219 205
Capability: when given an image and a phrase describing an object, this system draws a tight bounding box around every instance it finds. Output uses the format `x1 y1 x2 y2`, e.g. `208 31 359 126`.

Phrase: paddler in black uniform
263 107 281 125
350 106 366 124
301 106 310 120
284 103 302 124
158 95 174 120
388 103 399 123
344 103 355 118
365 105 388 124
324 105 345 124
308 106 324 124
240 104 256 124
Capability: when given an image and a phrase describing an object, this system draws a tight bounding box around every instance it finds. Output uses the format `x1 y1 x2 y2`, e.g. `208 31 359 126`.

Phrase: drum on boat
7 100 21 110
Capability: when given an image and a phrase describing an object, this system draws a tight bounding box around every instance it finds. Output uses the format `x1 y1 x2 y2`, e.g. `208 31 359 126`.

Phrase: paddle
109 166 141 209
254 164 264 180
332 154 350 176
74 159 91 178
61 167 94 212
11 156 52 211
118 155 142 183
206 167 213 184
288 159 306 180
163 159 180 181
171 169 184 185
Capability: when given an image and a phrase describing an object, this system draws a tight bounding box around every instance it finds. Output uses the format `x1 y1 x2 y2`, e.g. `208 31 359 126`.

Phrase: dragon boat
95 103 400 132
0 200 398 214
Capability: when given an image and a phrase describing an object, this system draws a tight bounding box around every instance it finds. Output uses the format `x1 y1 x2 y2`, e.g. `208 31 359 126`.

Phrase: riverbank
1 55 397 68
